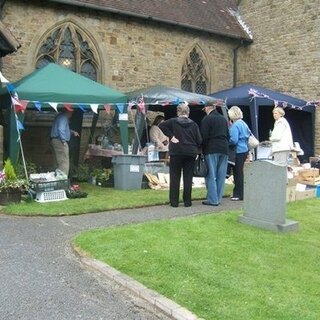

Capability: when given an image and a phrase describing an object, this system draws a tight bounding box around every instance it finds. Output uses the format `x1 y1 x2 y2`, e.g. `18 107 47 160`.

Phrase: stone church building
0 0 319 169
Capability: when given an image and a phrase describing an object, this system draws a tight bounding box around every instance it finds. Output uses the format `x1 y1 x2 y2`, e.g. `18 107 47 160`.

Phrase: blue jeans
205 153 228 204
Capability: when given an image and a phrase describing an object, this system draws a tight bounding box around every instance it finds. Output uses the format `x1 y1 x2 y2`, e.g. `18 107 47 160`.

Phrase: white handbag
248 131 259 149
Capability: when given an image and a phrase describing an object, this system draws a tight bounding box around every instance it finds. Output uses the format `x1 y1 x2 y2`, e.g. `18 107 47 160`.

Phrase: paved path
0 200 242 320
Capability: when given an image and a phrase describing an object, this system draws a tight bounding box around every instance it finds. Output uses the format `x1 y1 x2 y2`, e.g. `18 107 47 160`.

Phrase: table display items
29 169 69 202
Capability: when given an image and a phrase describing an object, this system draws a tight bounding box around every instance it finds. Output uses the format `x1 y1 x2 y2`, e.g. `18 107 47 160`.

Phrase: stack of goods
287 156 320 202
29 170 69 202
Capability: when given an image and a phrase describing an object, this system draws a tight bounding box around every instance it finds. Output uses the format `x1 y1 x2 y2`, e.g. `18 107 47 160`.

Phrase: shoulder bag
193 154 208 177
248 130 259 150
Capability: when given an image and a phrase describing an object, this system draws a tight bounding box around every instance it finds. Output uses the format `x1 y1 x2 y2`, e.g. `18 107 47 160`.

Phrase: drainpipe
233 0 245 87
0 0 8 71
0 0 6 17
0 0 6 70
233 40 244 88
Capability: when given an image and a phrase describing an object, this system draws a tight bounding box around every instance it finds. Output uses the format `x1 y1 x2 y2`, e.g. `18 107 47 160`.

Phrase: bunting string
248 88 319 110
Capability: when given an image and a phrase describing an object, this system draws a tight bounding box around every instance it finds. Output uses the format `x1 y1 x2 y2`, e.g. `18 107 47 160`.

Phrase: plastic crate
35 190 67 203
30 179 69 192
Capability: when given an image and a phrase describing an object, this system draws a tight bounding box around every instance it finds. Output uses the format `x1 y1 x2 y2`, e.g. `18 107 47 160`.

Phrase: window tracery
181 47 209 95
35 22 100 81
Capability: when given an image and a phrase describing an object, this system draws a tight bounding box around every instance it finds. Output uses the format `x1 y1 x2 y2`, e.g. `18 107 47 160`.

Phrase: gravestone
239 160 298 232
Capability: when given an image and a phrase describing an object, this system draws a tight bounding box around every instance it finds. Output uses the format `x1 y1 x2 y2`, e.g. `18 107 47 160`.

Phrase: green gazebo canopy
0 63 129 164
0 63 127 104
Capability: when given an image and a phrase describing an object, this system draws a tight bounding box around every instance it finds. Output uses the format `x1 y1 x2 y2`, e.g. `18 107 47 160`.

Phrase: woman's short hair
152 115 165 126
273 107 285 116
177 102 190 116
228 106 243 120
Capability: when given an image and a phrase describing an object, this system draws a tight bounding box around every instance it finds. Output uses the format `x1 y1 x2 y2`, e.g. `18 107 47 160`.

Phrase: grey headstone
239 160 298 232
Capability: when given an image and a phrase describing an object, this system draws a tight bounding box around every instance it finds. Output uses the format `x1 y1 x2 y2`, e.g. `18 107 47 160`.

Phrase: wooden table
84 144 123 160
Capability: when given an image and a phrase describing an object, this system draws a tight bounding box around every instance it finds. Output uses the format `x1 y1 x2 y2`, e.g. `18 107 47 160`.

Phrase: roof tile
49 0 251 41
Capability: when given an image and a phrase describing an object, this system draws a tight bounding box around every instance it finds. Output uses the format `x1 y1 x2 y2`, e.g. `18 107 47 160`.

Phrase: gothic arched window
181 47 209 95
35 22 100 81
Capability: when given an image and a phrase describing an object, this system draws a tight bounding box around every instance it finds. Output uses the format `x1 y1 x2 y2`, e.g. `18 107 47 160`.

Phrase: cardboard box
295 189 316 201
310 156 320 169
289 151 300 166
286 186 296 202
297 168 320 186
287 176 299 187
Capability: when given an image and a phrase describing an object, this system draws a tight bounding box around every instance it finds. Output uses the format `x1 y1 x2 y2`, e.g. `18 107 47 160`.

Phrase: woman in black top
159 102 202 207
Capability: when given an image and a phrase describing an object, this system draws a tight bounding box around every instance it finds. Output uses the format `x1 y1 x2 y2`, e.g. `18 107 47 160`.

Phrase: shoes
170 203 179 207
202 201 219 206
230 197 242 201
184 203 192 207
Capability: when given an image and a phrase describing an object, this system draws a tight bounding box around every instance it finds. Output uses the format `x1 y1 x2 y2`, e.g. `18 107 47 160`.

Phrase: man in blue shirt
50 110 79 175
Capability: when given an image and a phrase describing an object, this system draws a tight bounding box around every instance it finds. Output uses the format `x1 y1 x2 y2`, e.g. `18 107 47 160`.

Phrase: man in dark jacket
201 102 229 206
159 103 202 207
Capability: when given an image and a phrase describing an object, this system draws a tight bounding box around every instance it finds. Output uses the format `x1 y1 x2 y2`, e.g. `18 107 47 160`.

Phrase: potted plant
0 159 28 205
95 168 114 188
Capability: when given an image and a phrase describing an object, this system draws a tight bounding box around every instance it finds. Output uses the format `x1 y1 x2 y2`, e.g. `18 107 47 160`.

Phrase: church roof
0 21 20 57
48 0 252 42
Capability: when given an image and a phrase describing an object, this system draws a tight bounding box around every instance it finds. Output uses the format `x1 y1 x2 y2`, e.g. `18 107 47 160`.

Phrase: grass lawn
1 183 232 216
74 198 320 320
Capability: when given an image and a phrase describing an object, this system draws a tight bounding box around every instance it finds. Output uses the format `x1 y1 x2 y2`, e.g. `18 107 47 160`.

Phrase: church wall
237 0 320 155
0 0 240 169
1 0 237 93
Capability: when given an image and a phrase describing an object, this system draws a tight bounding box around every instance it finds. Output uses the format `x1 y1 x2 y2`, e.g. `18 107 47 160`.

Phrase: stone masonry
1 0 319 165
238 0 320 154
1 0 242 168
1 0 237 93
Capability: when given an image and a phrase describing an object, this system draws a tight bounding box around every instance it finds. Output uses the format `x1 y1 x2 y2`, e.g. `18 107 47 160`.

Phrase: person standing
149 115 169 159
270 107 293 166
228 106 250 201
50 110 79 176
201 102 229 206
159 102 202 207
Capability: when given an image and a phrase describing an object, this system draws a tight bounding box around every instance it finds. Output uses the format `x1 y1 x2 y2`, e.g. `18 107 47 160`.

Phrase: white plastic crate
35 189 67 203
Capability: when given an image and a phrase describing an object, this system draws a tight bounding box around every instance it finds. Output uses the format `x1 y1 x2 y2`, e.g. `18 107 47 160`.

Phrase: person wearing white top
270 107 293 166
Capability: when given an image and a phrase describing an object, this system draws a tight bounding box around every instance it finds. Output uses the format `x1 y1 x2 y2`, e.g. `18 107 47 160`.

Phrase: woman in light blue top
228 106 250 201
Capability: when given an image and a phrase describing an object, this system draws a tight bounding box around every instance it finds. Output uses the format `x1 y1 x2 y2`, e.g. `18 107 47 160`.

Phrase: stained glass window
35 22 100 81
181 47 209 95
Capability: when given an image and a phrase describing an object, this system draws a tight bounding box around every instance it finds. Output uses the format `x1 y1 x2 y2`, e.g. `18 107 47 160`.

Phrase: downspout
0 0 6 70
0 0 6 18
233 0 245 88
233 40 244 88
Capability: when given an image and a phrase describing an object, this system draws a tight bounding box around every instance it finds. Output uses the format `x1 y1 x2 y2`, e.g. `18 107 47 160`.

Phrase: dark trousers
232 152 248 199
169 155 196 206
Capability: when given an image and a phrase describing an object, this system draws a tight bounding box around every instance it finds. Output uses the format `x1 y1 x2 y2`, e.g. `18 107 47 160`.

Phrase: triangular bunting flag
116 103 125 114
64 103 74 112
104 104 112 114
11 96 22 107
90 104 99 114
16 119 24 130
78 104 86 112
0 71 9 83
34 101 42 112
48 102 59 112
6 83 16 93
15 100 28 113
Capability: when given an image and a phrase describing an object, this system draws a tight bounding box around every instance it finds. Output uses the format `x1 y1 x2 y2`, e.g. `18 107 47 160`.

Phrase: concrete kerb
73 245 202 320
